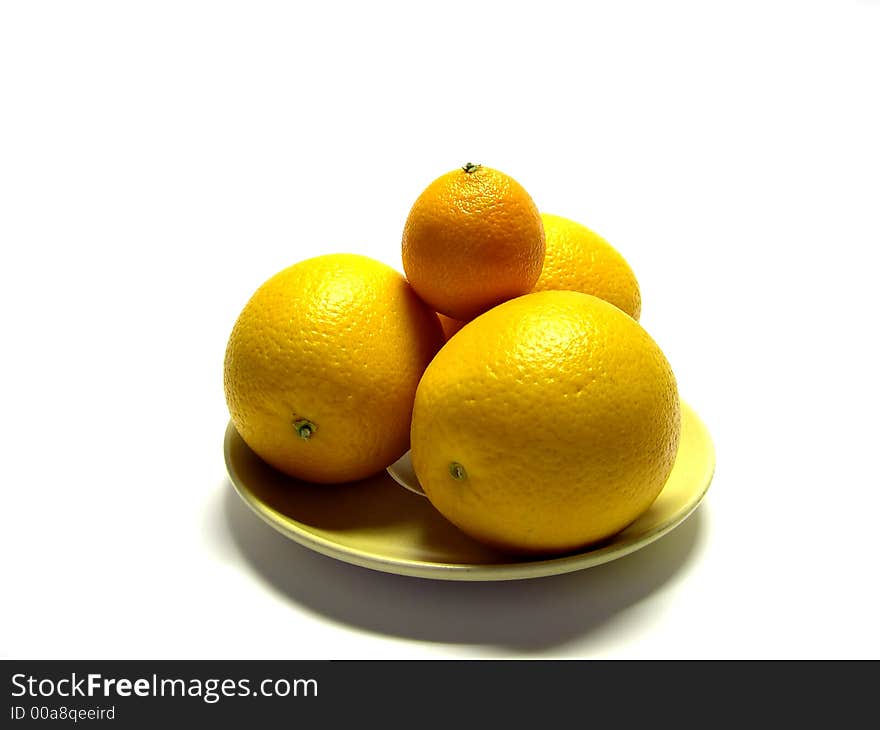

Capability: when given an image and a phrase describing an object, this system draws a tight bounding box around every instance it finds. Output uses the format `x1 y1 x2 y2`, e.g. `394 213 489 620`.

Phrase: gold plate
224 401 715 581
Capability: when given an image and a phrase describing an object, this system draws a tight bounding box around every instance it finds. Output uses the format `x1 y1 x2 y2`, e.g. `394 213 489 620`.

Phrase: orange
533 213 642 320
410 290 680 554
437 313 466 341
224 253 444 483
401 163 545 321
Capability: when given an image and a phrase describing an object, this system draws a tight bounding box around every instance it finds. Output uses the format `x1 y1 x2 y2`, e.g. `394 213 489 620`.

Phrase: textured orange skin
410 290 680 554
533 213 642 320
224 254 445 484
402 165 545 321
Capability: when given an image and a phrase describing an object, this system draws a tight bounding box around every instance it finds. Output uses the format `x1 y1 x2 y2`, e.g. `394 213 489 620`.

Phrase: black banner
3 660 874 726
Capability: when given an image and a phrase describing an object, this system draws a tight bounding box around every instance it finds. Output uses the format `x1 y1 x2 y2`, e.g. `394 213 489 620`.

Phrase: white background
2 0 878 659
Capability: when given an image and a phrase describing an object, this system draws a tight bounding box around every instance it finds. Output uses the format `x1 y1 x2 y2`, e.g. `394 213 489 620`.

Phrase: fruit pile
224 163 680 555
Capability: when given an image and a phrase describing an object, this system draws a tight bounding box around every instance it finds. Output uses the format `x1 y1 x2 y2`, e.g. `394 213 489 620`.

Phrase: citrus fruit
224 253 444 484
401 163 545 321
410 290 680 554
437 313 466 341
533 213 641 320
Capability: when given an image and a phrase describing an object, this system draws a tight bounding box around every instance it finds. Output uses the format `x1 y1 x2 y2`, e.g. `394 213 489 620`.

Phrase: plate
224 401 714 581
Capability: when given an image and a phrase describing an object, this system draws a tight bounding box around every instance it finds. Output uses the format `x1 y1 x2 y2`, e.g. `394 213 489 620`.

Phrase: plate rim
223 401 715 581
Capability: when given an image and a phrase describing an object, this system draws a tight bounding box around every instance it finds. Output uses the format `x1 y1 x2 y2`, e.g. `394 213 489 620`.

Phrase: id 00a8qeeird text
11 705 116 722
